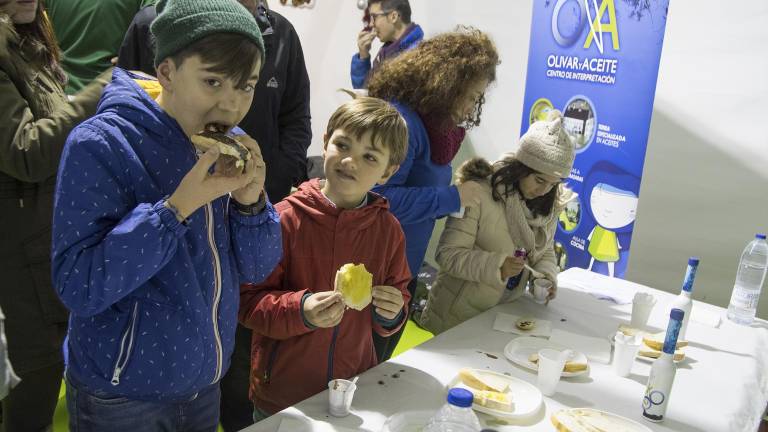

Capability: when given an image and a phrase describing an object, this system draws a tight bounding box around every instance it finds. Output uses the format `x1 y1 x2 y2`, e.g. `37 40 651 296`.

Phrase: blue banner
520 0 670 278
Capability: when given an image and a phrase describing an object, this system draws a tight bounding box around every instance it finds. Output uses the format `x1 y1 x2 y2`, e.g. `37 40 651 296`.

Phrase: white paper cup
533 279 552 304
630 292 656 328
537 348 567 396
612 333 641 377
328 379 356 417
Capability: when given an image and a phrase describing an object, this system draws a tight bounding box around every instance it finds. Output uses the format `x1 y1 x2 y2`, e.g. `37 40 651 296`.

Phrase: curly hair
367 26 499 128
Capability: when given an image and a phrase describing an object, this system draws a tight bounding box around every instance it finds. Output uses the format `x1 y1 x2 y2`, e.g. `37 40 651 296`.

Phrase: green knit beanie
151 0 265 67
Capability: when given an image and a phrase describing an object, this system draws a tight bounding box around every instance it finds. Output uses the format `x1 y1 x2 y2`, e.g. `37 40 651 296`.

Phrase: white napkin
493 312 552 337
550 328 612 364
557 268 635 304
691 306 722 328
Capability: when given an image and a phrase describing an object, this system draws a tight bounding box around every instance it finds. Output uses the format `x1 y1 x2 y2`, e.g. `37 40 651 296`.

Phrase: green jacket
48 0 153 93
0 13 109 372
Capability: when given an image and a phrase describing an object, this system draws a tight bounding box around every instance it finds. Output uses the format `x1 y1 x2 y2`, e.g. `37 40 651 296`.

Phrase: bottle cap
447 387 474 408
670 308 684 322
756 234 766 240
688 257 699 266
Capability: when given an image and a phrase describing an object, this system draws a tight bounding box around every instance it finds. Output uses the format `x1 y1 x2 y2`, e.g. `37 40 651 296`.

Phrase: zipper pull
18 198 24 208
111 367 122 386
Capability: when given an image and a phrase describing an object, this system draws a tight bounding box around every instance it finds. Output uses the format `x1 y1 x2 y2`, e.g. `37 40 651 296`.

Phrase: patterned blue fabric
52 68 282 402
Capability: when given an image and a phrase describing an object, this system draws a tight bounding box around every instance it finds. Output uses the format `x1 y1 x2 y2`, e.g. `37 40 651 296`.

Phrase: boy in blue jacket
51 0 281 430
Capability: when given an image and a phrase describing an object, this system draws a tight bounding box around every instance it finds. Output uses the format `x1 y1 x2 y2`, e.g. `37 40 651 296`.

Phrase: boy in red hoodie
239 97 411 418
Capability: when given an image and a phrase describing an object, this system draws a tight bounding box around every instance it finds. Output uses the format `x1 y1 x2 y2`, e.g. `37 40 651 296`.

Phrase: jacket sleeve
0 68 110 183
532 221 560 286
435 195 508 288
276 25 311 189
239 262 315 341
52 126 188 317
372 224 412 337
229 200 283 285
372 128 461 225
350 53 371 89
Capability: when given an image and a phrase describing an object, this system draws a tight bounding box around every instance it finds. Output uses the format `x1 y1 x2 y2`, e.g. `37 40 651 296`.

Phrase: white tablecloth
241 268 768 432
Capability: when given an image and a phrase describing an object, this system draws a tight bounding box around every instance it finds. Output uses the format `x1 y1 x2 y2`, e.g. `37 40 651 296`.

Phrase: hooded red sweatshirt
239 179 412 413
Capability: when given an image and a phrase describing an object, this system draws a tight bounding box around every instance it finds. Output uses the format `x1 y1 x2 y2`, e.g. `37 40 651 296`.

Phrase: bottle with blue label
642 308 684 422
668 257 699 340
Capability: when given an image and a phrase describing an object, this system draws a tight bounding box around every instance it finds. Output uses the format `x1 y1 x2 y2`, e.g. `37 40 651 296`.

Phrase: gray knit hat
516 110 575 178
151 0 265 67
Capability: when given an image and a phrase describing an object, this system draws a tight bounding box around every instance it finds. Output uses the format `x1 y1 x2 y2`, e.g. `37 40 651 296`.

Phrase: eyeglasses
369 10 392 21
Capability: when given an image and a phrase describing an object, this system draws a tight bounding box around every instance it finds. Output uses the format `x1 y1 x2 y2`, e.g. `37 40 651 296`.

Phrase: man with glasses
351 0 423 89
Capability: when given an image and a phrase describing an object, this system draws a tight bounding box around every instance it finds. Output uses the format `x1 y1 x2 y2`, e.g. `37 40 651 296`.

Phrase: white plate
447 369 542 420
504 336 590 377
551 407 653 432
380 410 434 432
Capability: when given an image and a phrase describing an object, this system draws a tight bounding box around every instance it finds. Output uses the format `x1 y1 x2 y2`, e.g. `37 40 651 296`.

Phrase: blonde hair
325 96 408 168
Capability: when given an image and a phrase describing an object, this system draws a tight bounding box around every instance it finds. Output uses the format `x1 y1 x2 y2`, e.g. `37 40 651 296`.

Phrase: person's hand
230 134 266 205
372 285 404 320
357 30 376 59
303 291 345 328
457 181 483 207
500 256 525 281
167 147 256 220
110 56 118 65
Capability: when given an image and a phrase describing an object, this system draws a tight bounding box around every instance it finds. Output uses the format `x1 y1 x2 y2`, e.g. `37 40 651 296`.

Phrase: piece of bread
472 390 514 412
515 317 536 331
191 127 251 171
528 354 588 373
552 408 637 432
334 263 373 311
642 332 688 351
617 324 647 337
638 346 685 362
458 368 509 393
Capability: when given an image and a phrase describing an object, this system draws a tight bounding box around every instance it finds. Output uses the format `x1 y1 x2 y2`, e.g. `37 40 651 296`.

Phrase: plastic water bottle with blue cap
424 388 482 431
727 233 768 325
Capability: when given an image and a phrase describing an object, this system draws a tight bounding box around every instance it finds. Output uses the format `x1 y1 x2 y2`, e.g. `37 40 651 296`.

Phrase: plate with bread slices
614 324 688 363
504 337 590 377
446 368 542 420
551 408 652 432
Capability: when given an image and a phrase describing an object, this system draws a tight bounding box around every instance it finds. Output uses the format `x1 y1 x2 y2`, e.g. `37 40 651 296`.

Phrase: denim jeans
66 375 220 432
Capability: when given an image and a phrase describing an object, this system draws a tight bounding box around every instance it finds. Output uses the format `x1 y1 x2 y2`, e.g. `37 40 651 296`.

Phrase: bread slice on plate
552 408 652 431
458 368 509 393
642 332 688 351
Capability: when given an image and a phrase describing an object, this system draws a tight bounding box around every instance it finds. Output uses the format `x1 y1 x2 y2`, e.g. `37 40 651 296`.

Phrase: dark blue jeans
66 376 220 432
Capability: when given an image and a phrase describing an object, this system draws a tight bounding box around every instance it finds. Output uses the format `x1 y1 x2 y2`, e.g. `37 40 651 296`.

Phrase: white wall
271 0 768 318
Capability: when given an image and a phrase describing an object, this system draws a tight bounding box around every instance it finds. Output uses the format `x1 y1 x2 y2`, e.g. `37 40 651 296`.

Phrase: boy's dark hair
369 0 412 24
325 96 408 168
169 33 262 88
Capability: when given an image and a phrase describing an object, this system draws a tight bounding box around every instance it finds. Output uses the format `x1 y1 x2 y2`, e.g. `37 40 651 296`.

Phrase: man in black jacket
117 2 311 430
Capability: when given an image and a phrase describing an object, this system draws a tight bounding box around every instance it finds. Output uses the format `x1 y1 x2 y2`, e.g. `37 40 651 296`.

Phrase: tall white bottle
642 308 684 422
668 257 699 340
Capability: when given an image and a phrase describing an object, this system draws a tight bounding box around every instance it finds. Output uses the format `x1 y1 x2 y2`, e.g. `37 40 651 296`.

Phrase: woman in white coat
419 111 577 335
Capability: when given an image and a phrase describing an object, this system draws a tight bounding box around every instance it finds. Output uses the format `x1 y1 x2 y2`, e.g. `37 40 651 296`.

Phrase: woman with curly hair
419 111 577 335
367 27 499 360
0 0 110 428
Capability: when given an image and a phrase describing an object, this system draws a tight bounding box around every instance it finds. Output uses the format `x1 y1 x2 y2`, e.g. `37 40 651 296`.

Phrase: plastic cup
328 379 357 417
612 332 641 377
630 292 657 328
536 348 568 396
533 279 552 304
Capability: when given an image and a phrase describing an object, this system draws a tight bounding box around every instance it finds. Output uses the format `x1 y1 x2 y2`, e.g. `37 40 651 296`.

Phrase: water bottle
727 234 768 325
424 388 482 432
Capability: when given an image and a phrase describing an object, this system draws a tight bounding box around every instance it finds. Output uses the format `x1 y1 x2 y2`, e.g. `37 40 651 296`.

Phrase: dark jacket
52 68 282 401
117 5 311 201
0 13 109 373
